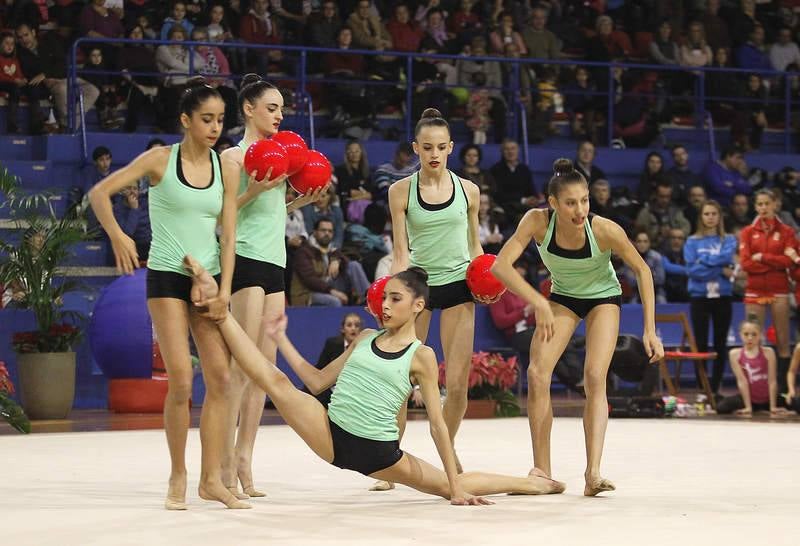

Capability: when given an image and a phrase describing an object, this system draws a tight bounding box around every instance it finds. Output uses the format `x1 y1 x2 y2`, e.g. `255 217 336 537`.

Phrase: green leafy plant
439 352 521 417
0 164 86 353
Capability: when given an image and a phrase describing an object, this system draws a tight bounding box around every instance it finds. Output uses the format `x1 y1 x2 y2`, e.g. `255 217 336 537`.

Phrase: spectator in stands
666 145 702 206
489 258 537 363
373 142 417 203
386 3 424 53
774 167 800 221
739 189 796 392
75 145 114 230
489 11 527 56
206 3 235 43
323 27 370 127
585 15 631 67
270 0 310 44
285 187 308 245
478 193 504 254
455 144 496 196
635 179 691 247
520 5 559 60
334 140 374 223
770 27 800 71
82 47 125 130
574 140 606 185
701 0 731 51
303 186 344 250
704 146 751 207
679 21 713 68
239 0 283 74
456 36 506 142
650 19 680 66
420 8 458 59
15 22 99 131
636 151 666 203
660 228 688 302
589 179 618 222
623 231 666 303
732 74 769 151
448 0 483 47
78 0 124 61
563 66 601 143
489 139 539 220
117 24 160 133
705 46 738 125
111 182 151 262
736 23 771 71
414 0 444 28
308 0 342 49
191 27 238 134
160 1 194 40
314 312 364 407
726 192 754 231
730 0 761 48
344 202 389 281
291 218 370 307
347 0 392 52
685 199 737 395
155 25 203 133
0 31 45 134
718 319 780 415
683 185 707 231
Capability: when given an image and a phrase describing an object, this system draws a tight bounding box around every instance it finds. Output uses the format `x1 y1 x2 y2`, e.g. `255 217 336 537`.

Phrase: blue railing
69 37 800 156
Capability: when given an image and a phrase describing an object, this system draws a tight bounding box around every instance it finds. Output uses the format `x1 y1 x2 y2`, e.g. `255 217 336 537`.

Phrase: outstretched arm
412 347 488 505
267 316 374 394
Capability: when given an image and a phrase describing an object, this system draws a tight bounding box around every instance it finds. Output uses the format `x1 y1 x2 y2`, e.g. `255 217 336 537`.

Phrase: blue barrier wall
0 301 769 410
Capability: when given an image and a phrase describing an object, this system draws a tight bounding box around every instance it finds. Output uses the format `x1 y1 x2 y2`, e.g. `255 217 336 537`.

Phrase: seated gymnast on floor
183 255 564 505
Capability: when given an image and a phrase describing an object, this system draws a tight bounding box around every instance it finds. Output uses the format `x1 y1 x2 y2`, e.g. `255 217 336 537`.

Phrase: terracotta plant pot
463 399 497 419
17 352 76 420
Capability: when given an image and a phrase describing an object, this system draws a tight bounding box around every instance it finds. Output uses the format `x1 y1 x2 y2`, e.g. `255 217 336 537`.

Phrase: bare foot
165 473 188 511
227 485 250 500
507 468 565 495
199 482 252 509
183 255 219 301
584 475 616 497
237 460 267 497
369 480 395 491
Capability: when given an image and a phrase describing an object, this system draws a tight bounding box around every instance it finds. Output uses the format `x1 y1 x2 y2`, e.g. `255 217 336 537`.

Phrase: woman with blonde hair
683 200 737 395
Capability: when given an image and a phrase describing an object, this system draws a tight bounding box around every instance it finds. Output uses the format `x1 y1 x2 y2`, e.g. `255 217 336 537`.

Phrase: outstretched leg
370 452 565 500
185 256 335 462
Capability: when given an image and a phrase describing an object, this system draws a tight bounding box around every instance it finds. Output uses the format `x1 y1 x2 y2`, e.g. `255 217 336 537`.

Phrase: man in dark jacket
15 23 98 130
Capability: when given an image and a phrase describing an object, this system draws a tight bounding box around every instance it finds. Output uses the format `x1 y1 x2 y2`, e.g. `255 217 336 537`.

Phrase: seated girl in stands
184 254 565 504
719 319 791 416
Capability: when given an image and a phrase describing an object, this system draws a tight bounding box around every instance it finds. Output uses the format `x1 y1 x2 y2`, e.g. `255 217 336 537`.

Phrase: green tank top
536 212 621 299
148 144 223 276
234 140 288 267
406 171 471 286
327 331 421 441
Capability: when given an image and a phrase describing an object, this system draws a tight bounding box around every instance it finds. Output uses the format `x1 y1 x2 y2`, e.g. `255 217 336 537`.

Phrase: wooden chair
655 312 717 409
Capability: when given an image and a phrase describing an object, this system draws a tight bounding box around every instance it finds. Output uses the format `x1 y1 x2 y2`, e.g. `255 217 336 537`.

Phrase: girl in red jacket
739 189 796 391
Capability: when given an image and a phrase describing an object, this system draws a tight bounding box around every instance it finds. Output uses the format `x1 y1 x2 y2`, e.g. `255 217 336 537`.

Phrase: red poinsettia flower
0 362 15 395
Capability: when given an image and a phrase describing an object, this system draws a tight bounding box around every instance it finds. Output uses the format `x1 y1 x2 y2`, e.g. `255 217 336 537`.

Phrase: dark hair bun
420 108 443 120
240 73 262 89
552 158 574 177
406 266 429 284
185 76 209 90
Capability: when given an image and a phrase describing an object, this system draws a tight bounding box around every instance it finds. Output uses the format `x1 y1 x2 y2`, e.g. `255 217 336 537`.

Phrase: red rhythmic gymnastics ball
289 150 332 195
272 131 309 175
367 275 392 321
466 254 506 300
244 139 289 181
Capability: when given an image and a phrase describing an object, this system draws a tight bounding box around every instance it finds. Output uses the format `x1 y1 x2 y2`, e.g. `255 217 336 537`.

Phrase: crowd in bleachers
1 1 800 148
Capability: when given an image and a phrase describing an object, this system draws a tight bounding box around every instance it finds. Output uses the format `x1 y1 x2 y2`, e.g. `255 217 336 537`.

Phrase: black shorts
426 279 474 311
329 419 404 476
231 254 285 295
146 268 221 304
550 293 622 320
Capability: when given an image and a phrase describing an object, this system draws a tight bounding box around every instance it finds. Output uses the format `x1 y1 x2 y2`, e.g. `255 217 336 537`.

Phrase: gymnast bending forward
184 255 564 505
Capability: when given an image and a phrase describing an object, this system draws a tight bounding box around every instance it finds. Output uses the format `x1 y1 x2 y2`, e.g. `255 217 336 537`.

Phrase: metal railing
69 37 800 157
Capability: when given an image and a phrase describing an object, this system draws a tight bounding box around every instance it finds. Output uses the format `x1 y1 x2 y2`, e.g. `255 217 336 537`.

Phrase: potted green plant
0 165 86 420
439 352 521 418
